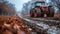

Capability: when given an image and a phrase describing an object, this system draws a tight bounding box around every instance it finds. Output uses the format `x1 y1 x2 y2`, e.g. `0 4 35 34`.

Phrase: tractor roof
35 1 45 3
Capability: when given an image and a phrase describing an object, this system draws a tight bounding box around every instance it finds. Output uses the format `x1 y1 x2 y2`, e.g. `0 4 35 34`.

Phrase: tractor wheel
50 7 54 17
30 9 34 17
41 11 44 17
47 7 54 17
34 8 41 17
37 9 41 17
34 11 37 17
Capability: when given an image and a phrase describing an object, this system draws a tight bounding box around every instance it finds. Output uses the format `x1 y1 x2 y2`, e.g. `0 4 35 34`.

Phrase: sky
7 0 31 11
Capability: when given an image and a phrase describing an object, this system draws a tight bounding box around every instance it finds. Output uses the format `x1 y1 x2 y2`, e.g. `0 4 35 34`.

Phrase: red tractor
30 1 54 17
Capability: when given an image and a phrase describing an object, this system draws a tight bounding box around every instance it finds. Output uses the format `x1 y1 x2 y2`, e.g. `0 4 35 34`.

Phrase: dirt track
16 13 60 34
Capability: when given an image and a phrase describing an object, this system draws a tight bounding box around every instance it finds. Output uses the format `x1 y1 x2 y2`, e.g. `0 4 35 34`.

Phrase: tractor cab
35 1 48 7
34 1 49 12
30 1 54 17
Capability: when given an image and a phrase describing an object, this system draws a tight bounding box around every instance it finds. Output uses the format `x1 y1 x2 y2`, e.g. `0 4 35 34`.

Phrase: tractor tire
34 8 41 17
30 9 34 17
41 11 44 17
34 10 37 17
37 9 41 17
50 7 54 17
47 7 54 17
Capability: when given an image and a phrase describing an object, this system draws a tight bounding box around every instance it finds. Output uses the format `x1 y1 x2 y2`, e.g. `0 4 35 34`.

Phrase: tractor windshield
35 2 48 6
36 3 45 6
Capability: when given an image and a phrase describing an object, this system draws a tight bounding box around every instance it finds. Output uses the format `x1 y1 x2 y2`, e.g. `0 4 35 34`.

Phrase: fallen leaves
0 16 30 34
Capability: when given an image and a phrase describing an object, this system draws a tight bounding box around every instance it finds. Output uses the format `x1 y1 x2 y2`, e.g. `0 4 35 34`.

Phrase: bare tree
51 0 60 13
0 0 16 15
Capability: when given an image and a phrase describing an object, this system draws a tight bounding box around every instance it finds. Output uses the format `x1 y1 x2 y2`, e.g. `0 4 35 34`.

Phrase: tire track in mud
22 16 60 28
22 18 60 34
18 14 60 34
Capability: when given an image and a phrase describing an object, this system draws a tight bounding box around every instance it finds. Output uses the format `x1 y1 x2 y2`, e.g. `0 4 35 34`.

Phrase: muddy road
18 14 60 34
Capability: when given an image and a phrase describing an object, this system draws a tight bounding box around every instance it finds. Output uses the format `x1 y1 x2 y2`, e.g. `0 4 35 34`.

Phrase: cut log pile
0 16 31 34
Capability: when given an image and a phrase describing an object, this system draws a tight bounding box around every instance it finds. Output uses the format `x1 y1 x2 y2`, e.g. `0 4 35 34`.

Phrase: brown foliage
0 0 16 15
0 16 30 34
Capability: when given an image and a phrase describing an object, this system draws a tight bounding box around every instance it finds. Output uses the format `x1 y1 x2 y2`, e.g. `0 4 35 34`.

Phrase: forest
0 0 16 15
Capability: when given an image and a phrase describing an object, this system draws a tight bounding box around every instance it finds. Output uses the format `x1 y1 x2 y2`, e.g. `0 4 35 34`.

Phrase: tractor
30 1 54 17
